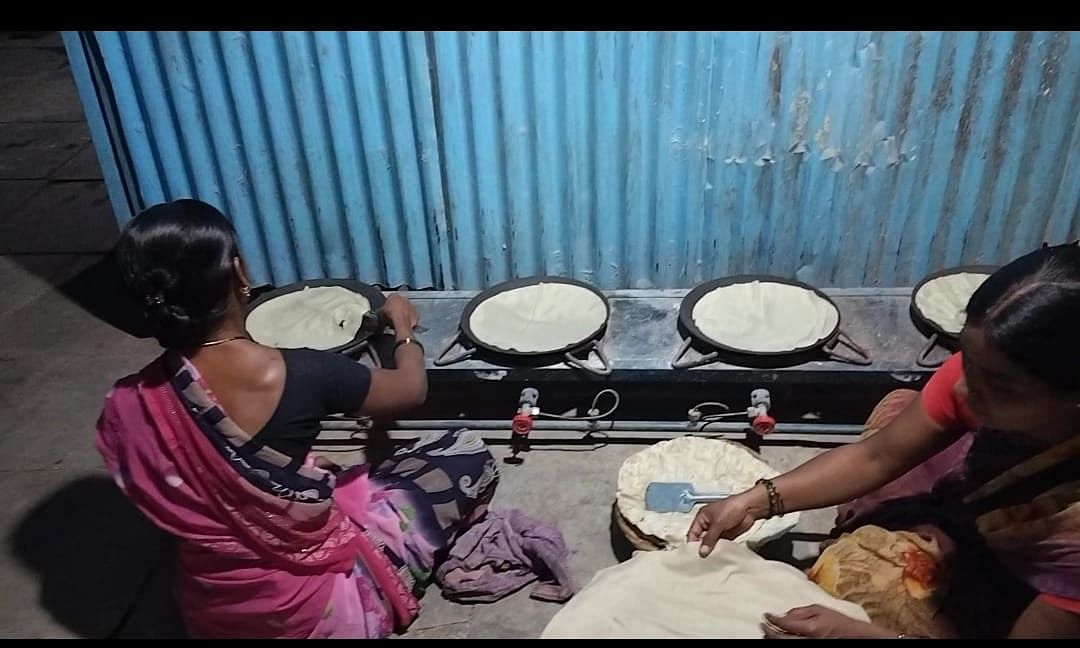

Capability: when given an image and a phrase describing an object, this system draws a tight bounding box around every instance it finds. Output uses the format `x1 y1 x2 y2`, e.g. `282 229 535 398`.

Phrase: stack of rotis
614 436 800 551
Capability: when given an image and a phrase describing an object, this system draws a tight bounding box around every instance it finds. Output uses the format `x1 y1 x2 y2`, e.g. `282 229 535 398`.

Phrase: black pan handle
433 334 476 367
916 333 946 368
564 340 612 376
825 330 873 366
671 337 720 370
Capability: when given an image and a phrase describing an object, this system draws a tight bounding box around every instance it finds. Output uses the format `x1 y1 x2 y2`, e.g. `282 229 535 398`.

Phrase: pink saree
94 353 476 638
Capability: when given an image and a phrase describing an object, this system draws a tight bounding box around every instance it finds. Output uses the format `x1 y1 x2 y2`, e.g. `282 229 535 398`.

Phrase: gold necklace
199 335 249 348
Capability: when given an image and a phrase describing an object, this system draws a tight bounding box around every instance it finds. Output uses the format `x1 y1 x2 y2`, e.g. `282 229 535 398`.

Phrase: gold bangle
394 337 424 353
755 478 780 518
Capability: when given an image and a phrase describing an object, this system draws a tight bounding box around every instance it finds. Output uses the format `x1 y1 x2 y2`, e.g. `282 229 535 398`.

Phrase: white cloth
541 541 869 639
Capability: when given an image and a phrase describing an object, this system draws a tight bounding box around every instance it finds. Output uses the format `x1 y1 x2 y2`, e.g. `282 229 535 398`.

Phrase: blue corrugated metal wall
64 31 1080 289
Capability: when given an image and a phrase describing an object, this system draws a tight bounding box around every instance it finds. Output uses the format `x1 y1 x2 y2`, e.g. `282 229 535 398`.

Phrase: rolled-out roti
468 282 607 353
914 272 990 336
691 280 839 353
246 286 372 351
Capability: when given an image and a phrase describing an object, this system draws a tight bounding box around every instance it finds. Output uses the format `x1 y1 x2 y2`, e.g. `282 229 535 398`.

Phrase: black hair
114 199 240 348
965 242 1080 391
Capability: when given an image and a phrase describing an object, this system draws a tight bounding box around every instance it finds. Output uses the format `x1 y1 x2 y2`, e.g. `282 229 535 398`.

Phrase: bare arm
758 590 1080 639
762 602 959 639
691 395 964 552
357 294 428 417
1008 597 1080 639
757 397 963 516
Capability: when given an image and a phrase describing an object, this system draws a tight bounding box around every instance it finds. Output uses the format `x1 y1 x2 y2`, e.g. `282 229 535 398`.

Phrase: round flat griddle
245 279 386 355
435 276 612 375
909 265 997 367
672 275 871 369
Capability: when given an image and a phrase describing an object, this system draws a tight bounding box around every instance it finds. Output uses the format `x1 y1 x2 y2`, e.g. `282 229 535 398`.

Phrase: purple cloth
434 508 575 604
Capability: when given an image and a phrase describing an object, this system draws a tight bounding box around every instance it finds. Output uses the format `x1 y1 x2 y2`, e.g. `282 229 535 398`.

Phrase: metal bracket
434 333 476 366
564 339 612 376
824 330 873 366
671 337 720 370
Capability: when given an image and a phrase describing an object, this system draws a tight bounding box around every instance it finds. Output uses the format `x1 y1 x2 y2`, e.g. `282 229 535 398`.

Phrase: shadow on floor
53 252 153 339
9 476 186 638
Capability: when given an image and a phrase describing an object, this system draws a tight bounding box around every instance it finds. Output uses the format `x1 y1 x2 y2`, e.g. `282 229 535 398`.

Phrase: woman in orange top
690 243 1080 639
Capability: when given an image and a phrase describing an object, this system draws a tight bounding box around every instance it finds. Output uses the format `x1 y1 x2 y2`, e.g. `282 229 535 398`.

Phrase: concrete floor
0 31 837 638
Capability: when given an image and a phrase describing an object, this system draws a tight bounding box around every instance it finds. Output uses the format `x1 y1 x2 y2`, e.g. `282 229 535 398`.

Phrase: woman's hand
761 605 900 639
379 293 419 333
312 455 341 472
686 488 764 557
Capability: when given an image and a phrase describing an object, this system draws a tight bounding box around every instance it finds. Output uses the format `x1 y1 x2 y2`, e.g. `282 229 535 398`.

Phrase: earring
241 285 251 298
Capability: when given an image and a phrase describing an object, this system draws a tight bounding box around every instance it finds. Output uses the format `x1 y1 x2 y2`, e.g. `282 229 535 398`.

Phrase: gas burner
909 265 996 367
245 278 387 366
434 276 612 376
671 275 871 370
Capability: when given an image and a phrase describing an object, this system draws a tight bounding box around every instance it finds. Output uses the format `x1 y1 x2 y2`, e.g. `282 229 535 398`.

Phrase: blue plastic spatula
644 481 729 513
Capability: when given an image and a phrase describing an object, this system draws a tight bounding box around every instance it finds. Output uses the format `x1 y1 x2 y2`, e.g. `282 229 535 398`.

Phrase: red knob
512 413 533 436
752 414 776 436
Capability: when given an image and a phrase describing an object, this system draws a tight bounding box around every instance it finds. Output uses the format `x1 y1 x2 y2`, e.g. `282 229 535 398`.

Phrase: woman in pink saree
96 200 497 638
